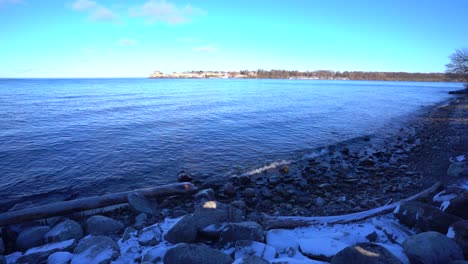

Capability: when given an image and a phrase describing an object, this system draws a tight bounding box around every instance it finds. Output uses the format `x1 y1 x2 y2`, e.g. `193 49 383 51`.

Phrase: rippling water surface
0 78 461 208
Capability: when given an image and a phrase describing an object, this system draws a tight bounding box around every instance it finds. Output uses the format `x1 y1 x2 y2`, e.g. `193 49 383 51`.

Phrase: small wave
242 160 292 176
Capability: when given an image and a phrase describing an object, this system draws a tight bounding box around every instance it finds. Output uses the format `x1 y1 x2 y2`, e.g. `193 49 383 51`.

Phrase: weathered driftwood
263 182 442 230
0 182 197 226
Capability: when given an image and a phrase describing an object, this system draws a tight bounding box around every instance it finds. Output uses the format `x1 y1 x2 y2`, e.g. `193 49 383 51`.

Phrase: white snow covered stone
71 236 120 264
299 238 348 261
235 240 276 260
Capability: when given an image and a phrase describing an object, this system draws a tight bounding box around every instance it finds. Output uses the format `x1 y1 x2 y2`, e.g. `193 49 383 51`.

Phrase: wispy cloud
0 0 25 6
192 45 216 52
119 38 137 46
130 0 205 24
71 0 120 23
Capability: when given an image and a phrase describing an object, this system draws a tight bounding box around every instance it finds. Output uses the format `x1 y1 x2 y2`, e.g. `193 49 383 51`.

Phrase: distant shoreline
149 69 464 82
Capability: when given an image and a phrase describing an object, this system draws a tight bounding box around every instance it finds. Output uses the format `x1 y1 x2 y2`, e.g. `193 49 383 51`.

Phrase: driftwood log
263 181 442 230
0 182 197 226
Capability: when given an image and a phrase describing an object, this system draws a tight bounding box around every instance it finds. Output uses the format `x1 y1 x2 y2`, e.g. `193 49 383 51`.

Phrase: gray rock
86 215 124 236
177 171 193 182
300 238 348 262
446 195 468 219
163 243 233 264
47 251 73 264
164 215 198 244
235 240 276 260
138 224 162 246
449 220 468 260
447 162 468 178
223 182 236 196
239 255 270 264
199 223 227 240
194 188 215 203
44 220 83 243
122 227 137 242
141 246 167 263
220 221 264 243
0 237 4 255
403 231 463 264
16 226 50 251
16 239 76 264
332 242 402 264
71 236 119 264
315 197 326 207
165 202 244 244
394 201 461 234
127 192 157 215
243 188 256 198
134 213 148 230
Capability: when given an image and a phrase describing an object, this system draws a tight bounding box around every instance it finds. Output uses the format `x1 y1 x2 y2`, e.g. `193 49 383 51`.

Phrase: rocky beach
0 91 467 264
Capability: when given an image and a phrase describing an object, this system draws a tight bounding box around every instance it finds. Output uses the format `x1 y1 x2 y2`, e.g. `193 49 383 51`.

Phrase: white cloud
119 38 137 46
192 45 216 52
71 0 119 23
71 0 96 11
130 0 205 24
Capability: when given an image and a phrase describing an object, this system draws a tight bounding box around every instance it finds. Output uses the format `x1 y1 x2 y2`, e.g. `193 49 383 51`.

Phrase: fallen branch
263 182 442 230
0 182 197 226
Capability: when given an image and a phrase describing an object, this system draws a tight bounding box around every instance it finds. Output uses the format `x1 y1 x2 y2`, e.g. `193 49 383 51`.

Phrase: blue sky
1 0 467 77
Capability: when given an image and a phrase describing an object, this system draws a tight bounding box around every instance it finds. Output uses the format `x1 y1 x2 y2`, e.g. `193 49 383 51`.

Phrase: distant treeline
253 69 462 82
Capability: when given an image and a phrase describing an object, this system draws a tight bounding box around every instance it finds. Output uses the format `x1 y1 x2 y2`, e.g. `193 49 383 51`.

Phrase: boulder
299 238 348 262
44 220 83 243
331 242 402 264
86 215 124 236
133 213 148 230
0 237 4 255
177 171 193 182
194 188 215 203
71 236 120 264
138 224 162 246
122 227 137 242
238 255 270 264
16 226 50 251
16 239 76 264
447 162 468 178
394 201 462 233
165 202 244 244
127 192 157 215
446 195 468 219
163 243 233 264
220 222 264 243
235 240 276 260
448 220 468 260
47 251 73 264
403 231 463 264
141 246 167 263
164 215 198 244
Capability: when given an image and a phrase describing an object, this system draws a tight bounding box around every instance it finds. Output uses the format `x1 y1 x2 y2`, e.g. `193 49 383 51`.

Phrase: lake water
0 79 462 209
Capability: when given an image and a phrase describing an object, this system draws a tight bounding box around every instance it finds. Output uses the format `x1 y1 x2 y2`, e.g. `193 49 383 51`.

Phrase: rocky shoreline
0 93 467 264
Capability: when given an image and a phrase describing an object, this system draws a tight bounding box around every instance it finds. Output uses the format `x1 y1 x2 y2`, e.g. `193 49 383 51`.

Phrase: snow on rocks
220 222 264 244
44 220 84 243
394 201 462 234
137 224 162 246
86 215 124 236
71 236 120 264
16 226 50 251
298 238 348 262
16 239 76 264
234 240 276 260
403 231 464 264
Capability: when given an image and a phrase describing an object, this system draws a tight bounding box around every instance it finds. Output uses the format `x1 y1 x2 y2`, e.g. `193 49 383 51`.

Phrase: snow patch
447 227 455 238
440 201 451 211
